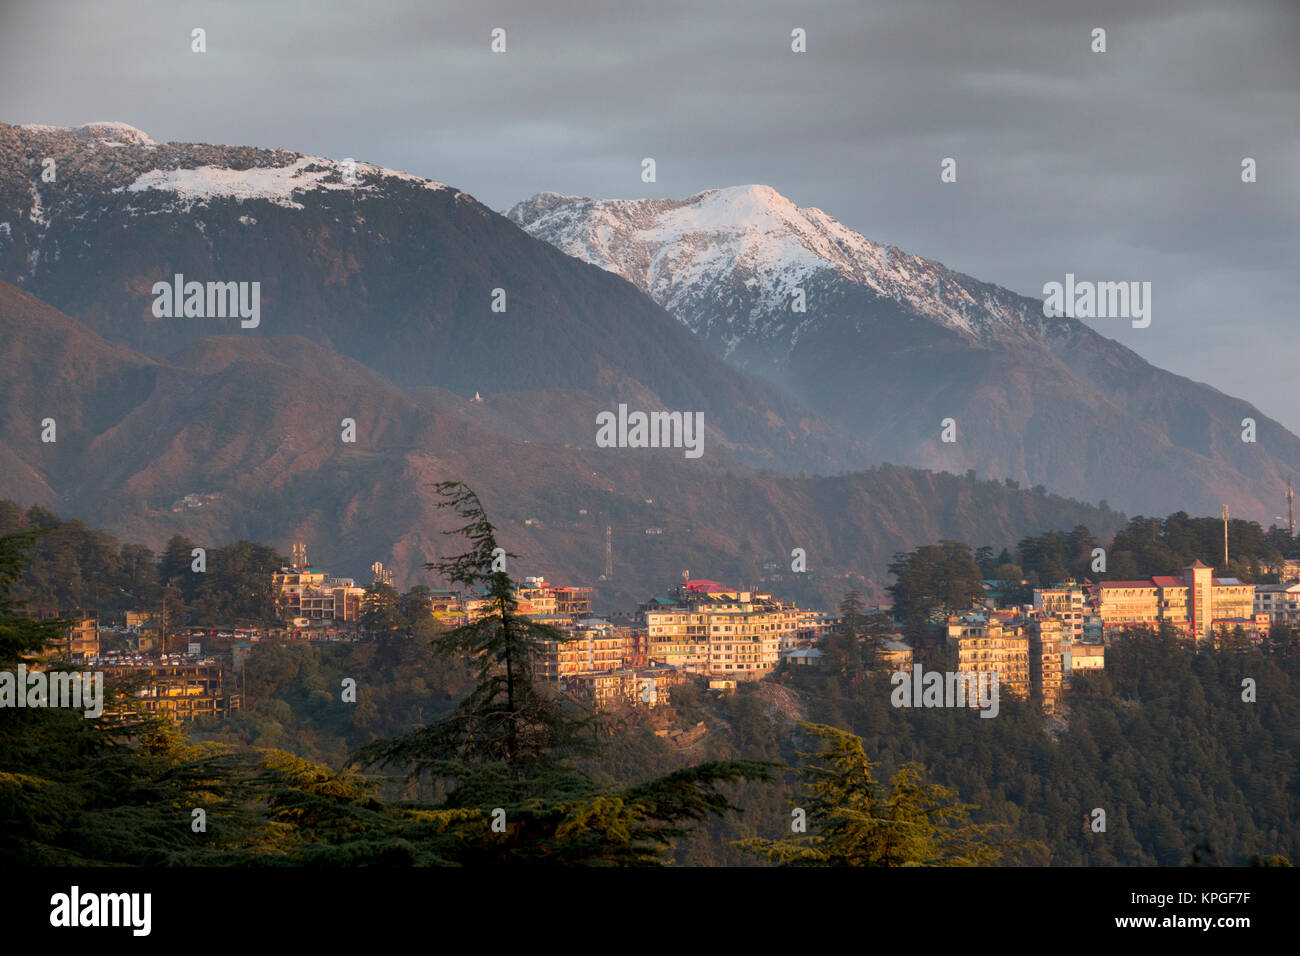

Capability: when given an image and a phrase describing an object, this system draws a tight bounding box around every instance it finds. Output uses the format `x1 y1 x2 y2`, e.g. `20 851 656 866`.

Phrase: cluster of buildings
13 604 242 722
1091 561 1264 641
264 546 1300 719
387 574 834 709
936 611 1104 715
169 492 221 513
1037 560 1285 644
875 560 1298 716
642 579 832 681
32 538 1297 727
423 577 831 708
272 543 367 629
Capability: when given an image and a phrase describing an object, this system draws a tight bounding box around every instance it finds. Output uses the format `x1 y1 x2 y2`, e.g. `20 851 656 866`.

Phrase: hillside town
25 538 1300 725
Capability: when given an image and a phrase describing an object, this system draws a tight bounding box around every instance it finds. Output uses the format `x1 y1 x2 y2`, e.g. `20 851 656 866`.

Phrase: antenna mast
1289 477 1295 538
1222 505 1229 567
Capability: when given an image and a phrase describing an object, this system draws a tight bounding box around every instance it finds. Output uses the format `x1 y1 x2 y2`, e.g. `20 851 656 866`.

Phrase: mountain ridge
0 278 1125 607
0 121 869 478
509 185 1300 519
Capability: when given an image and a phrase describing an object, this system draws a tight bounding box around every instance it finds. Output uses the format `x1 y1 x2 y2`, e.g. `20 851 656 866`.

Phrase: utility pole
604 525 613 581
1222 505 1229 568
1289 477 1295 538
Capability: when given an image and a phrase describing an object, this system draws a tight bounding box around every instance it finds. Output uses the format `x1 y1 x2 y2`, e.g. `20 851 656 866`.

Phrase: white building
1254 582 1300 627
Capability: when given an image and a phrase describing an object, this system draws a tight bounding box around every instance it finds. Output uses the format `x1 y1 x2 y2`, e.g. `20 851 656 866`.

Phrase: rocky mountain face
509 187 1300 518
0 279 1123 606
0 123 866 477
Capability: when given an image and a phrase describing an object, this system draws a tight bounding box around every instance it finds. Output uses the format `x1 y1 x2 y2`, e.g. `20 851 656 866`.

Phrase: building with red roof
1095 562 1256 641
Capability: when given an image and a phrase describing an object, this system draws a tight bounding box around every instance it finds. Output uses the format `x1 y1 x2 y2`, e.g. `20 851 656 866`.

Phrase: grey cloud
1 0 1296 430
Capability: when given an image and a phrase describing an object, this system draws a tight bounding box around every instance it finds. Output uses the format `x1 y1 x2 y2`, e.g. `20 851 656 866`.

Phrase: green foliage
991 514 1295 589
187 540 284 623
197 637 470 773
823 590 891 678
780 630 1300 865
887 541 985 636
0 529 68 666
1103 512 1286 582
338 482 775 864
0 502 283 626
356 482 594 779
737 722 1009 866
360 582 406 638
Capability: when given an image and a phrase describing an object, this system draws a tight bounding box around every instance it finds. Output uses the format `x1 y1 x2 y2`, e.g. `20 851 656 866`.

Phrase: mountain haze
0 278 1123 606
0 122 864 476
509 187 1300 519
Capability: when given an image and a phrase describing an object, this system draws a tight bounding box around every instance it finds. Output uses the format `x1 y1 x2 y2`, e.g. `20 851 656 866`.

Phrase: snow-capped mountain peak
509 185 1056 353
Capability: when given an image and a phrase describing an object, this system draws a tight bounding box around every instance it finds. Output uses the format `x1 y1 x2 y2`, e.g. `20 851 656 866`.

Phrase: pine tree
351 482 775 864
0 529 68 666
737 723 1009 866
0 529 269 865
356 481 595 780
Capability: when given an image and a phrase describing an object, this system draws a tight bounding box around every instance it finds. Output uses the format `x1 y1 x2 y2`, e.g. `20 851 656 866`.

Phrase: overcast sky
3 0 1297 430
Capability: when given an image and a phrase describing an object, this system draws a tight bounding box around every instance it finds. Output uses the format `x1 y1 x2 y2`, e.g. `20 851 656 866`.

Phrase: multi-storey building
301 579 365 622
1028 619 1065 714
516 577 559 617
10 607 99 661
64 611 99 661
1032 583 1087 641
463 594 496 622
553 586 594 618
1094 562 1256 642
460 578 594 623
561 665 683 710
273 566 365 623
945 614 1030 699
879 639 914 671
535 618 624 680
1263 558 1300 583
1064 642 1105 676
792 608 838 652
616 625 649 668
1254 583 1300 628
427 589 467 627
99 659 240 722
645 581 813 680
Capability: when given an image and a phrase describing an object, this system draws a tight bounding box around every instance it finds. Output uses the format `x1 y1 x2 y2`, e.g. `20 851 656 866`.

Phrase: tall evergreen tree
887 541 985 636
737 723 1009 866
352 482 774 862
357 481 593 779
0 529 67 666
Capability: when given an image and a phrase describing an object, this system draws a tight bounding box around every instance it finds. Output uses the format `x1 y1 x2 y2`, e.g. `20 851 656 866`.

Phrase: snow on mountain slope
6 122 451 219
0 121 874 479
118 156 449 212
19 122 159 145
509 185 1062 354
